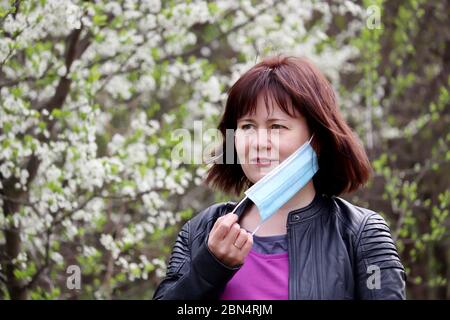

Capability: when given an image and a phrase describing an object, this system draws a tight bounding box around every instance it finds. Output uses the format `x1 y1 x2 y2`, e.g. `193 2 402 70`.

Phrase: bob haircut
205 55 372 197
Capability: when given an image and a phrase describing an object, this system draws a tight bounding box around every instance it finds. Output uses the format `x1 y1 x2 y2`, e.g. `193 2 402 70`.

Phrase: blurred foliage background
0 0 449 299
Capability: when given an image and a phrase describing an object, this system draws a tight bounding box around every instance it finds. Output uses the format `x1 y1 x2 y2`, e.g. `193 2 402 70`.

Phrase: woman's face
235 94 311 184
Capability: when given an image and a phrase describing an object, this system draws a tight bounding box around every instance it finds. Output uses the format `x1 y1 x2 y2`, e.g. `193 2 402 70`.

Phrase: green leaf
93 14 108 26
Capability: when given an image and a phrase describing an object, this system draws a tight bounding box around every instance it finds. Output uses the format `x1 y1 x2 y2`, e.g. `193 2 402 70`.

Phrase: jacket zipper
287 225 296 300
314 219 322 299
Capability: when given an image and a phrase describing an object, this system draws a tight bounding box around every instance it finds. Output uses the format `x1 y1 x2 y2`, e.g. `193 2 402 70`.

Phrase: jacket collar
286 192 328 225
227 192 328 224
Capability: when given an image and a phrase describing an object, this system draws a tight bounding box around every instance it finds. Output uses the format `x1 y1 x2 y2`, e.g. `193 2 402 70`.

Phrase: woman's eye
240 124 254 130
271 124 285 129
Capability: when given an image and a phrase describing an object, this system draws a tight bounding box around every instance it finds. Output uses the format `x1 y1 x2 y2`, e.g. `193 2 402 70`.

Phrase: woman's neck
278 180 316 214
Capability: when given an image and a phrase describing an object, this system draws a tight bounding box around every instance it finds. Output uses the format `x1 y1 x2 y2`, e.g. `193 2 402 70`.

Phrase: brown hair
205 55 372 197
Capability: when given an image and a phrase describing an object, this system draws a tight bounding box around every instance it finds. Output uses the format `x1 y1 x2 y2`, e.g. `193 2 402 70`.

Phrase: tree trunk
3 199 27 299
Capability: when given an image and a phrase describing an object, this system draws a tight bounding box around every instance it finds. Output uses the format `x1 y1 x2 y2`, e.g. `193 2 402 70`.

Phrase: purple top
219 246 289 300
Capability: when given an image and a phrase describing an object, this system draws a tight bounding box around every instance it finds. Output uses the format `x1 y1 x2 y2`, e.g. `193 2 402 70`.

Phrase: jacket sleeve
152 219 242 300
355 213 407 299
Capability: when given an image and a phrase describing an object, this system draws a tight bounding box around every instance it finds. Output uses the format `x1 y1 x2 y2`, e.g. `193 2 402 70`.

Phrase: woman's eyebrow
238 117 288 122
237 118 256 122
266 118 288 122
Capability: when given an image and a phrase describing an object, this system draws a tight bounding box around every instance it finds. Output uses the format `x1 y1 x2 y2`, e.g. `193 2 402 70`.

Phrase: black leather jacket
153 193 406 300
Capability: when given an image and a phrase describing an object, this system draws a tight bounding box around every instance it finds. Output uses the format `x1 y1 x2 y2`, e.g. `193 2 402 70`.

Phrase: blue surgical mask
231 134 319 235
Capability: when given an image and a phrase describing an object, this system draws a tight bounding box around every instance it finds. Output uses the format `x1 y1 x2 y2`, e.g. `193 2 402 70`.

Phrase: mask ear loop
229 197 262 236
229 196 261 236
251 222 263 236
229 196 248 215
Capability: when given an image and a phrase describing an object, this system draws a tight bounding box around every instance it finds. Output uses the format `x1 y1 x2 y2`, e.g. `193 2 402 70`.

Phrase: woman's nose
250 129 272 151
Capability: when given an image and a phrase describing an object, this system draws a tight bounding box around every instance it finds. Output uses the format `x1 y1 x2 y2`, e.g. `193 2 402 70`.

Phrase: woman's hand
207 212 253 268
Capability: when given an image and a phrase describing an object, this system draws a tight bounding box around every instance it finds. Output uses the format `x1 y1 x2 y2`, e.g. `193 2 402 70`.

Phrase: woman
153 55 406 300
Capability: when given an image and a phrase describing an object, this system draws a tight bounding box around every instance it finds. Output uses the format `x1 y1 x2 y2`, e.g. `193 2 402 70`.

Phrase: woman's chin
250 166 276 181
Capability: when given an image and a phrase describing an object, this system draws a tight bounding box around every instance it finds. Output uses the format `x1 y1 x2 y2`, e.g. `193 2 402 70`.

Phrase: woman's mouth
253 158 273 167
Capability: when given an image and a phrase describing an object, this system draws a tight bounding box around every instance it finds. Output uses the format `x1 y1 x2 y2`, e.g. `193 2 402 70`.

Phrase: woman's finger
214 213 238 240
232 228 249 250
223 222 241 247
240 233 254 254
